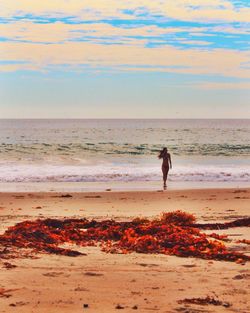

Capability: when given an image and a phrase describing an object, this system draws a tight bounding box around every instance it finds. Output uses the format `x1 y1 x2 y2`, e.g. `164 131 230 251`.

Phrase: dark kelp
178 296 231 307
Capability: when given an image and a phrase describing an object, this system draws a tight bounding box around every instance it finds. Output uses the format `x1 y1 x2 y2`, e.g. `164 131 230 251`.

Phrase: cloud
0 19 248 51
177 40 212 45
0 21 185 44
1 0 250 23
211 25 250 35
0 1 249 78
1 40 249 78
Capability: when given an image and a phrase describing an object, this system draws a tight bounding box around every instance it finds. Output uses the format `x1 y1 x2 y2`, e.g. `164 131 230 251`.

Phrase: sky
0 0 250 118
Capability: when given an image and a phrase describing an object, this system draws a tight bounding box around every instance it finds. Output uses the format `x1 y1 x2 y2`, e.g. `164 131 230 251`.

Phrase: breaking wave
0 163 249 183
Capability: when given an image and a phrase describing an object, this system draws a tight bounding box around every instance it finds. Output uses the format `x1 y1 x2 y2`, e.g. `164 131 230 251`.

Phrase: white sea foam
0 162 249 183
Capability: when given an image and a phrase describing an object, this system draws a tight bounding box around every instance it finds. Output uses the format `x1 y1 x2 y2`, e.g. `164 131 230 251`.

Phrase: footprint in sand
42 271 64 277
232 274 250 280
9 302 29 307
84 272 104 277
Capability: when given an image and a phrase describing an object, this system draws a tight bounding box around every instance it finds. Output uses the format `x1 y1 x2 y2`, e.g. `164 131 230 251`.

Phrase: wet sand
0 188 249 313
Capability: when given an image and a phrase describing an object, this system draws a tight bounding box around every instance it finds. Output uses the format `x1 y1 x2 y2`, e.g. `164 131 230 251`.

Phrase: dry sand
0 188 249 313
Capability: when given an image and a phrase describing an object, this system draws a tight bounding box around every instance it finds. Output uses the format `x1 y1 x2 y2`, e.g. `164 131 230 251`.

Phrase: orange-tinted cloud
1 41 249 78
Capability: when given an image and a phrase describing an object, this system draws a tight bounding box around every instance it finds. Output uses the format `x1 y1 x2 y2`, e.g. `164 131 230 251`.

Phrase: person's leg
162 167 169 187
162 167 167 186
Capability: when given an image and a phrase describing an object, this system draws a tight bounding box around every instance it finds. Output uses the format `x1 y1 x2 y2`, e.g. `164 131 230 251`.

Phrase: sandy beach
2 0 250 309
0 187 249 313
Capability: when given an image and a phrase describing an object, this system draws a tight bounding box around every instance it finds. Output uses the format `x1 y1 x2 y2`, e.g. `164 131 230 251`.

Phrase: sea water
0 119 249 189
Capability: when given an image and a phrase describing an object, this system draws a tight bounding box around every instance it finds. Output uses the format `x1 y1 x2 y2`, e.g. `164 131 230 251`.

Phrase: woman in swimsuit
158 147 172 188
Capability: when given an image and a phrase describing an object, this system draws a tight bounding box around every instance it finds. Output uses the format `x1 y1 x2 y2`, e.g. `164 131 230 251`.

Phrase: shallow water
0 119 249 184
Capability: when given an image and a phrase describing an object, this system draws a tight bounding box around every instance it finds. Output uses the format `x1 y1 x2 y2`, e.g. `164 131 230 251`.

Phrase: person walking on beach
158 147 172 188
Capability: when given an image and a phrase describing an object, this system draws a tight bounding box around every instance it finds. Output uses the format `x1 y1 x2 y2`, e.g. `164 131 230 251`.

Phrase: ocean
0 119 249 189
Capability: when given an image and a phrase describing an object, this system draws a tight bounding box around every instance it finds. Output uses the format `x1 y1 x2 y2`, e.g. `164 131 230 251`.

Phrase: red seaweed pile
0 211 249 263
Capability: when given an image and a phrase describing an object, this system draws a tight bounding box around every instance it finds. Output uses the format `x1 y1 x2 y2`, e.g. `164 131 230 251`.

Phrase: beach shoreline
0 187 249 312
0 181 250 193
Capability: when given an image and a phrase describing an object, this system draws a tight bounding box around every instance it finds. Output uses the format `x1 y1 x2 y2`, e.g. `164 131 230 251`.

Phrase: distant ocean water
0 119 249 184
